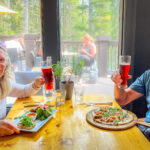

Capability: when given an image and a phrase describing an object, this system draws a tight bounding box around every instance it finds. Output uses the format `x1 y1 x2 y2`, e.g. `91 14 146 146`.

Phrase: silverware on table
23 101 41 104
23 102 113 107
24 104 58 107
79 102 113 106
24 104 40 107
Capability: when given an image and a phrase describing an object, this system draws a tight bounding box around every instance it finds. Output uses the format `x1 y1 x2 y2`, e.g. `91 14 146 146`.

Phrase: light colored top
0 81 39 120
1 95 150 150
83 42 96 54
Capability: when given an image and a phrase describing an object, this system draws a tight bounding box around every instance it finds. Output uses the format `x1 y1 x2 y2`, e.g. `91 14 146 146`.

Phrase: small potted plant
52 61 63 89
53 58 85 100
62 58 85 100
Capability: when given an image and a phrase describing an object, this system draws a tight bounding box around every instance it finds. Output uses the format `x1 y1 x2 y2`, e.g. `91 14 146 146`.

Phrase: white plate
13 109 57 132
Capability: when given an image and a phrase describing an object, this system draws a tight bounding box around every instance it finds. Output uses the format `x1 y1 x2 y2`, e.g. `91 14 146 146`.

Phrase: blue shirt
129 70 150 122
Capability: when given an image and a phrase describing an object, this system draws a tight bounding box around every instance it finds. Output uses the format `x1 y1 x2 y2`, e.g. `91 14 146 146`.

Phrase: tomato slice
26 112 36 117
114 111 121 115
30 108 35 112
43 105 49 109
103 108 109 112
95 111 102 115
36 105 42 109
106 117 111 122
106 116 117 122
110 116 117 119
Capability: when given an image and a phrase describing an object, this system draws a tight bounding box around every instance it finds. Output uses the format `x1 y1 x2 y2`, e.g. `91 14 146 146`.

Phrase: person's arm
0 120 20 136
114 85 143 105
9 76 44 98
111 70 143 105
18 38 25 50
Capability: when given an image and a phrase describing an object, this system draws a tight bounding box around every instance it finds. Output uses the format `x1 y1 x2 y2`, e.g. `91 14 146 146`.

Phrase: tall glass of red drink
41 57 55 103
41 67 53 90
119 56 131 89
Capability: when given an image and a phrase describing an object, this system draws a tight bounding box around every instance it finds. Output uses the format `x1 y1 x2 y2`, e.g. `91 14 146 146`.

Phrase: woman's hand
78 49 83 53
0 120 20 136
33 76 45 89
78 49 87 54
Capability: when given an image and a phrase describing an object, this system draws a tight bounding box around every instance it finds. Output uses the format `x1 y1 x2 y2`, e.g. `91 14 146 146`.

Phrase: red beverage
41 68 53 90
119 64 130 87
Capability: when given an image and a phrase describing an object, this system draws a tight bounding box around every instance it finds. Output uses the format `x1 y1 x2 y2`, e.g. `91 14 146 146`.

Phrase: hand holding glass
119 56 131 89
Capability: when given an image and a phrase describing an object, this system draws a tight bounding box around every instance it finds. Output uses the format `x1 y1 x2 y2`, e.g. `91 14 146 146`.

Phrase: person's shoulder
90 42 96 48
140 70 150 80
90 42 95 46
143 70 150 75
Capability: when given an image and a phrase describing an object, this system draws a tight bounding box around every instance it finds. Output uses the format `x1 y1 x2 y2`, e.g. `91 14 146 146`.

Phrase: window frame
41 0 60 64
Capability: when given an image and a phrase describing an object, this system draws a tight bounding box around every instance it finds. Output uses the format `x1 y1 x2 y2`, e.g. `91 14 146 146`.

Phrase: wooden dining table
0 94 150 150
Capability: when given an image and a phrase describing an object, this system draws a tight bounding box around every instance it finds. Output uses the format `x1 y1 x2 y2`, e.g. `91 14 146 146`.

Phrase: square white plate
13 109 57 132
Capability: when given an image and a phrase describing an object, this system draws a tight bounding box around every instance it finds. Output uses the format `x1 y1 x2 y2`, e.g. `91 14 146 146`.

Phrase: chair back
7 48 18 64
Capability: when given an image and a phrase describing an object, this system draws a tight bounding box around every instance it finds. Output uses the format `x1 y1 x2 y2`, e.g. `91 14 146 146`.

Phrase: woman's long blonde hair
0 46 13 100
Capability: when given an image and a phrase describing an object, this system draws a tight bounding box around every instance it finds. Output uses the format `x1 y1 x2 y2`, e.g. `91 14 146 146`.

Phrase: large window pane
60 0 120 95
0 0 41 72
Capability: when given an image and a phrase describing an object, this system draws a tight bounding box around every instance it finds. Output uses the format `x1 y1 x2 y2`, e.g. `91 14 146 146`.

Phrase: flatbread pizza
93 106 133 126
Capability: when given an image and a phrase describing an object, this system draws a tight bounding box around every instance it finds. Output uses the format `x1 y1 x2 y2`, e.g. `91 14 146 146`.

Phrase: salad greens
20 116 34 127
14 116 23 120
36 107 54 121
14 106 54 122
103 112 110 118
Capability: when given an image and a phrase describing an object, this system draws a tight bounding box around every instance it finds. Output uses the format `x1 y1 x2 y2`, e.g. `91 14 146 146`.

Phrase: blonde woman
0 46 44 136
78 34 96 66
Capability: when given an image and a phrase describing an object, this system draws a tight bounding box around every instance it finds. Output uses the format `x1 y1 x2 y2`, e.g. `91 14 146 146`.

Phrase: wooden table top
0 94 150 150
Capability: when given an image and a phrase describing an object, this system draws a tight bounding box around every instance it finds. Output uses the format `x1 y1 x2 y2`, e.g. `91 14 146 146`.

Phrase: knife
79 102 113 106
23 101 41 104
24 104 58 107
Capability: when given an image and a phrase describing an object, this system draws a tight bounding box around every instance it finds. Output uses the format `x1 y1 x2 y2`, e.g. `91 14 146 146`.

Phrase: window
0 0 120 95
0 0 41 72
59 0 120 94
